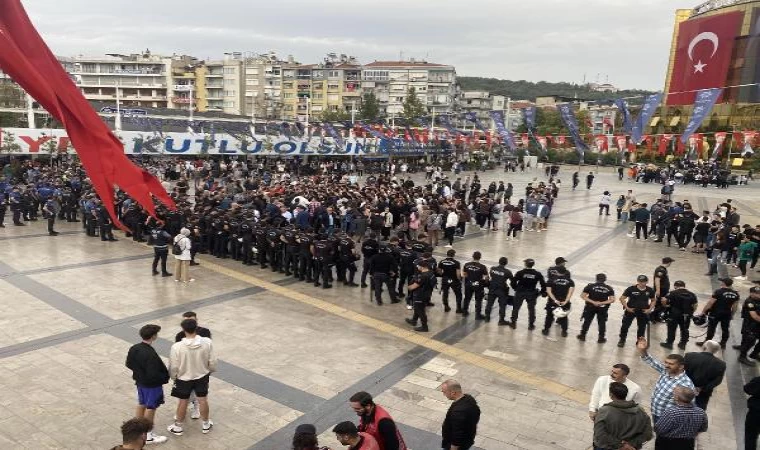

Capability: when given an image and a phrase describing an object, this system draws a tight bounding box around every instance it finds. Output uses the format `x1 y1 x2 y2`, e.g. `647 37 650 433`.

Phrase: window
313 92 324 99
224 101 235 108
329 105 338 112
313 82 323 89
312 70 323 78
224 67 236 74
81 64 96 73
328 83 339 90
246 68 259 75
224 90 236 97
283 82 294 89
327 94 340 102
328 70 340 78
284 105 293 111
246 79 259 86
224 79 236 86
283 92 294 99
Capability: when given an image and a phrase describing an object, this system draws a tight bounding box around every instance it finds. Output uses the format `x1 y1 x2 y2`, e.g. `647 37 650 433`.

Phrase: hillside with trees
458 77 656 105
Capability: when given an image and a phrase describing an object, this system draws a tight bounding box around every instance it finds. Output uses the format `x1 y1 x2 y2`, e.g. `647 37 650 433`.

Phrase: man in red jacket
349 392 406 450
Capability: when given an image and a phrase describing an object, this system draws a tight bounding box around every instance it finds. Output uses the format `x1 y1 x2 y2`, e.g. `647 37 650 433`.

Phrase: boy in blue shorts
126 324 170 444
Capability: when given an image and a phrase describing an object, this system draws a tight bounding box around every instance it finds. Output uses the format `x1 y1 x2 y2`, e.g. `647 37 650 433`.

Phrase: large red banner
666 11 743 105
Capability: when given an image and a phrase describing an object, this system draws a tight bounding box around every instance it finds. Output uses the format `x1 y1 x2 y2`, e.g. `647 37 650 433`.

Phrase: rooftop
364 60 450 68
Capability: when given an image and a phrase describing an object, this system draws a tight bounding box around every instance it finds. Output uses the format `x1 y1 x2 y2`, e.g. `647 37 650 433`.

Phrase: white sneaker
734 276 747 280
536 229 542 233
444 244 452 248
187 278 195 283
146 432 168 444
626 233 634 237
505 237 511 241
167 424 183 436
190 402 201 420
406 305 413 310
202 420 214 434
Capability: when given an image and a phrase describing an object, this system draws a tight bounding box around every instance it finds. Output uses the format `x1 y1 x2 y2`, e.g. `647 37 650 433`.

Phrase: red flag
594 135 608 153
714 131 727 157
643 135 653 153
676 138 686 156
659 134 673 155
666 11 743 105
742 131 758 146
556 135 567 146
0 0 174 229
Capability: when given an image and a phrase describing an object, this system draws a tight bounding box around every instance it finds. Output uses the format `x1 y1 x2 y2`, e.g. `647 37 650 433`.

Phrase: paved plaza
0 165 757 450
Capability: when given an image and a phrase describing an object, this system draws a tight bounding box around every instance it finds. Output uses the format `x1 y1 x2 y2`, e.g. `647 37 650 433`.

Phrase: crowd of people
2 155 760 450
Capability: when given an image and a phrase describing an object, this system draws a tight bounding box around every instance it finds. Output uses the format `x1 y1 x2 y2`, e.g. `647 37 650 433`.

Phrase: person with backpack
173 228 194 283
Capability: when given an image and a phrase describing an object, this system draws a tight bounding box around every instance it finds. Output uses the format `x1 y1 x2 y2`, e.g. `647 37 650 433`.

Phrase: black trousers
284 248 300 275
337 257 356 283
695 388 713 411
441 280 463 311
635 222 648 239
360 259 372 285
738 330 760 358
705 313 732 344
314 258 333 287
746 409 760 450
619 310 649 342
544 303 570 332
242 239 254 264
580 306 608 338
463 284 485 315
411 300 428 328
511 291 538 326
654 436 695 450
298 254 313 281
100 224 114 240
47 216 55 234
372 272 397 304
152 248 169 274
665 313 691 344
397 270 413 297
485 289 509 320
0 205 5 225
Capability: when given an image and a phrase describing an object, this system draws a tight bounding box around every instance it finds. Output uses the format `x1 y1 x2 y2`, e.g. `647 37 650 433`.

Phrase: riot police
311 234 334 289
360 233 380 288
281 226 300 277
337 232 359 286
404 260 437 332
297 229 315 282
510 259 546 329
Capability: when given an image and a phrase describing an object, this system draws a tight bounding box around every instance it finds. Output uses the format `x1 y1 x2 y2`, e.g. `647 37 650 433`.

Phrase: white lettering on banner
0 127 383 156
692 0 748 16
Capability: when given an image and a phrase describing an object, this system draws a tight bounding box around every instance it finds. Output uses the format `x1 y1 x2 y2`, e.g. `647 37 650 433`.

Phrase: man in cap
696 277 741 348
578 273 616 343
617 275 656 348
405 258 436 332
651 257 675 322
510 259 546 330
547 257 570 282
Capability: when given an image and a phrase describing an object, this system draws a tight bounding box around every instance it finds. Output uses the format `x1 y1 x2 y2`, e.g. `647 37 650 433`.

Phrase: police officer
254 221 269 268
396 245 418 306
240 217 255 265
9 186 23 226
337 232 359 286
510 259 546 329
360 233 380 288
42 195 60 236
546 257 570 282
577 273 615 343
617 275 655 347
96 200 117 241
228 217 242 261
437 249 463 313
368 246 399 305
652 257 675 322
150 224 173 277
311 234 334 289
734 286 760 366
697 277 741 348
485 257 513 324
216 218 231 259
404 260 436 332
542 265 574 337
462 251 489 319
297 228 315 282
0 187 7 227
282 226 300 277
660 280 698 350
267 222 284 271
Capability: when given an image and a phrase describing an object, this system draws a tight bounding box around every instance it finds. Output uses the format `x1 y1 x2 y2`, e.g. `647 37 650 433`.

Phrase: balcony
206 72 224 77
172 97 192 104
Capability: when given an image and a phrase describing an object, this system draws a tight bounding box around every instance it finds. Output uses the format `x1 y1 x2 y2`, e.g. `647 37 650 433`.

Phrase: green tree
319 109 351 122
358 92 380 122
402 87 427 122
0 130 21 154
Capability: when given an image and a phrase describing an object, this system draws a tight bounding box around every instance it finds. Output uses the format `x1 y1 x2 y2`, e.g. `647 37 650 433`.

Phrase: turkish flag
0 0 174 229
659 134 673 155
667 11 743 105
643 135 654 153
594 135 608 152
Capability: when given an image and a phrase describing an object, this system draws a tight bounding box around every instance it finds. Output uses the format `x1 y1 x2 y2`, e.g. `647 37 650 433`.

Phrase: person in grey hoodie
167 319 217 437
593 382 653 450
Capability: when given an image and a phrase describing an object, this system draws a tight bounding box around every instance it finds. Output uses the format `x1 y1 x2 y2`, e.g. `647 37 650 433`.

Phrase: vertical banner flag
712 132 727 158
488 110 517 150
616 135 627 152
0 0 174 228
522 106 537 129
680 88 722 143
557 103 589 157
536 136 548 154
659 134 674 156
614 99 632 133
322 122 344 149
464 111 488 133
667 11 743 105
594 135 609 153
743 131 757 156
632 93 663 144
437 115 461 137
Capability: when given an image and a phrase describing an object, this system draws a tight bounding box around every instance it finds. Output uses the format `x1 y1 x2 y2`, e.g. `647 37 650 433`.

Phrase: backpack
172 238 184 255
510 210 522 223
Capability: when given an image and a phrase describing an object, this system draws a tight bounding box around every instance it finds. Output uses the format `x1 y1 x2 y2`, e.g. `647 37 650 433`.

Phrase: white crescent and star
687 31 719 74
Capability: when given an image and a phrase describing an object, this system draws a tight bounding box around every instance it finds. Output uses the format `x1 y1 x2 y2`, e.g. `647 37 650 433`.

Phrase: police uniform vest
463 262 487 286
438 258 461 283
489 266 512 290
583 283 615 308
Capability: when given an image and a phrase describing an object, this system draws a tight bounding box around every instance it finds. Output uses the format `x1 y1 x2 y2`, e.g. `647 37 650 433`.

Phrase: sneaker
541 329 549 336
597 337 607 344
202 421 214 434
167 424 183 436
617 341 625 348
739 356 757 366
677 342 687 350
146 432 168 444
187 278 196 282
695 341 705 347
406 305 413 310
576 334 586 341
626 233 634 237
444 244 452 248
190 402 201 420
734 276 747 280
660 342 673 349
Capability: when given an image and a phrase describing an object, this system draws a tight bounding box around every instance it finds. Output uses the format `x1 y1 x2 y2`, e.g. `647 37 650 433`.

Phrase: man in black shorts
167 319 217 437
174 312 212 421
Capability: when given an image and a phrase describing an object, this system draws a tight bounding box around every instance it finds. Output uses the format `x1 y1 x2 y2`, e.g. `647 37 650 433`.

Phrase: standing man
484 257 513 325
617 275 656 348
593 382 653 450
437 249 463 313
733 286 760 366
404 259 436 332
636 337 695 423
510 259 546 330
586 171 595 190
652 257 675 322
349 391 407 450
696 277 741 348
42 194 60 236
578 273 616 343
745 376 760 450
462 252 489 319
97 200 117 241
174 312 212 420
440 380 481 450
589 364 642 421
653 387 708 450
150 224 173 277
369 247 399 306
167 319 217 437
660 280 698 349
360 233 380 288
124 324 169 445
542 265 574 338
684 341 726 411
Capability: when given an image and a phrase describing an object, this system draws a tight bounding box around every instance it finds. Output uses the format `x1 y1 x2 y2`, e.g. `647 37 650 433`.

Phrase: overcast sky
25 0 690 90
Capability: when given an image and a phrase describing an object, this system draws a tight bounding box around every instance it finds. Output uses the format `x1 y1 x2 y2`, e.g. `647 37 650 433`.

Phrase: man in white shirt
589 363 642 421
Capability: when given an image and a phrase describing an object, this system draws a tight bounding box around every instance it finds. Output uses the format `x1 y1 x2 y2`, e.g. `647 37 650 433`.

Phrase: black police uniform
97 205 116 241
266 226 282 271
736 296 760 360
485 265 513 323
0 191 7 227
397 247 418 300
510 268 546 328
240 220 255 265
705 287 741 345
254 224 268 268
297 232 314 281
618 285 656 345
360 238 380 287
215 221 231 259
337 236 358 285
543 275 574 334
282 228 300 276
369 249 398 305
407 270 436 331
663 288 698 347
151 228 173 276
578 282 615 341
462 260 488 318
652 264 671 321
438 257 462 313
228 219 242 260
312 238 334 288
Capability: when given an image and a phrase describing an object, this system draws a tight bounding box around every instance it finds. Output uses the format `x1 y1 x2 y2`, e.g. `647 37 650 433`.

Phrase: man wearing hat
547 257 570 282
696 278 741 349
405 257 436 332
652 257 675 322
734 286 760 366
510 259 546 330
660 280 698 349
617 275 656 348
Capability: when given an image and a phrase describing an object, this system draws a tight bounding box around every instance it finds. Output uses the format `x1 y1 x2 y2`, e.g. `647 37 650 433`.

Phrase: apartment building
241 52 286 120
67 51 172 108
202 52 245 115
362 60 456 117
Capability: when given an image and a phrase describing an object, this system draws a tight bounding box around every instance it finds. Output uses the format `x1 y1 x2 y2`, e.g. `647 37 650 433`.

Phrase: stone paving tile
0 279 85 347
